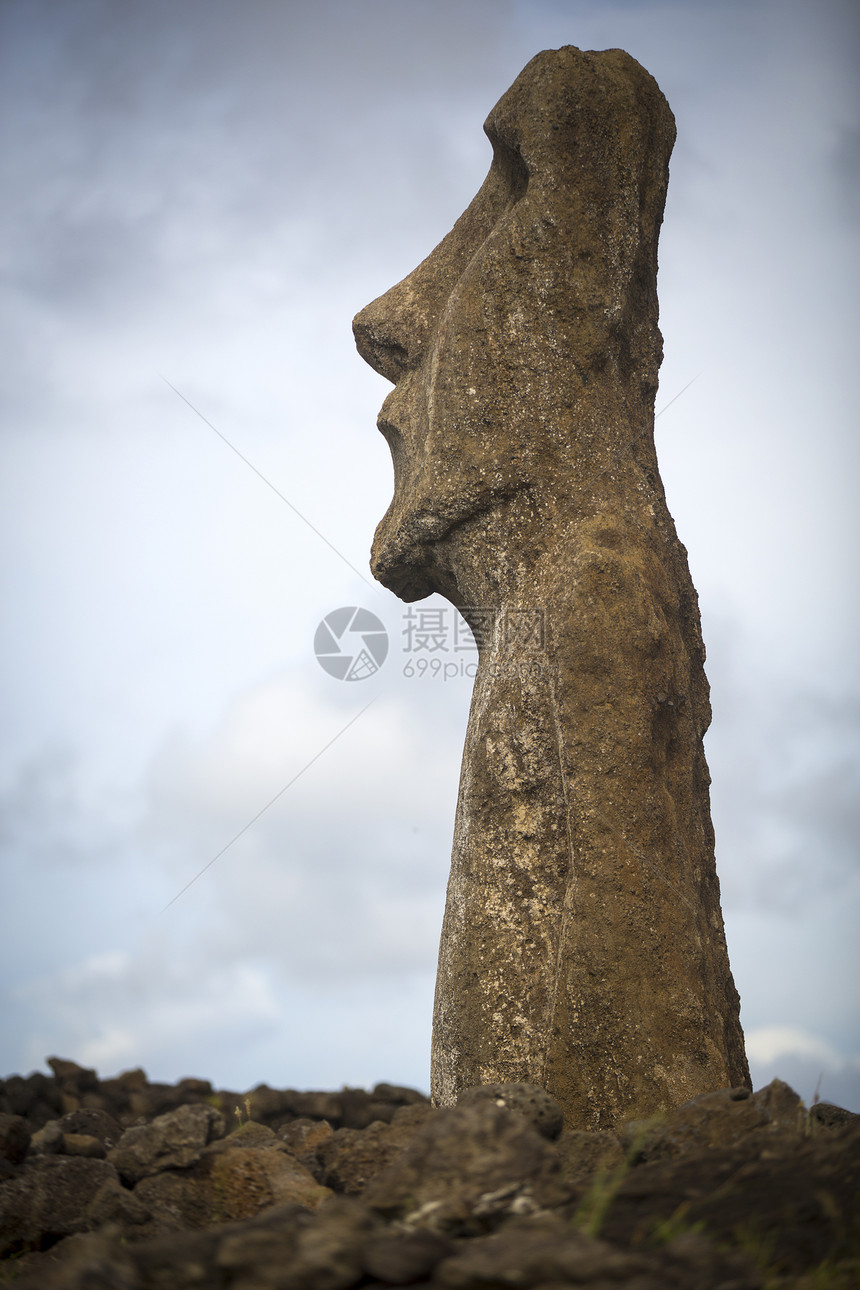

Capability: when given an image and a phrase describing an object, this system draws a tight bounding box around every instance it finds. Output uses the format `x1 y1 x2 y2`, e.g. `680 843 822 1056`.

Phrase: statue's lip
371 479 534 605
376 410 403 448
370 508 444 583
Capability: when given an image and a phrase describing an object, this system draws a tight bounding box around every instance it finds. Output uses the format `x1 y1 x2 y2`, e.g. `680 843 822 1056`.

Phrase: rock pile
1 1058 858 1288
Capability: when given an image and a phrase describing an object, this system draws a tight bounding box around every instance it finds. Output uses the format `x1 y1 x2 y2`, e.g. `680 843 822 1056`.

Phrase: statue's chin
371 481 523 605
370 526 438 603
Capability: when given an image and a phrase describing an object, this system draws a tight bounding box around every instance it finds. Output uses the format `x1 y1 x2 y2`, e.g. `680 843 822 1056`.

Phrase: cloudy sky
2 0 858 1110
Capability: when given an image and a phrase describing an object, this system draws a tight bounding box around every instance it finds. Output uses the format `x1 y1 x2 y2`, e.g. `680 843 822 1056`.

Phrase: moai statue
354 46 749 1129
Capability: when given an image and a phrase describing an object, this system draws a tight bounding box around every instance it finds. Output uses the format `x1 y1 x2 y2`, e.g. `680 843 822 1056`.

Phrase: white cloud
746 1024 860 1111
77 1027 139 1073
706 639 860 917
141 668 466 985
746 1025 842 1068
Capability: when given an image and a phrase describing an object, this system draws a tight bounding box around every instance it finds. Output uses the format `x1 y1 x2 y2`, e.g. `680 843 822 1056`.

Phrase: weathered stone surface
272 1197 378 1290
108 1103 225 1183
3 1064 857 1290
46 1057 99 1094
354 44 748 1129
211 1206 313 1288
85 1174 152 1232
0 1155 117 1255
597 1120 860 1275
621 1079 808 1162
130 1170 213 1234
362 1099 564 1231
203 1142 331 1219
29 1120 64 1155
556 1127 624 1188
60 1133 105 1159
361 1226 454 1282
279 1114 335 1179
0 1071 62 1127
0 1113 30 1167
436 1212 762 1290
317 1105 434 1195
811 1099 860 1128
217 1197 380 1290
12 1230 142 1290
458 1081 564 1140
55 1108 123 1150
0 1061 430 1142
206 1119 282 1152
124 1126 332 1234
434 1213 654 1288
370 1081 431 1107
24 1110 122 1165
751 1075 808 1133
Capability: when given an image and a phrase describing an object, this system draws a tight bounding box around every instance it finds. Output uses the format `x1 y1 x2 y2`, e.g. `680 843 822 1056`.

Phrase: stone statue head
353 46 675 604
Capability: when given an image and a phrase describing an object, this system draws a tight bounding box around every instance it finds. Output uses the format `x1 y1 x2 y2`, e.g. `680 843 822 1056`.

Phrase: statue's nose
352 282 433 386
352 307 410 384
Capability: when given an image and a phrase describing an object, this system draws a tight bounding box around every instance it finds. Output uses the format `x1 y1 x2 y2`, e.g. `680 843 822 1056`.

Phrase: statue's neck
431 472 748 1123
437 456 671 618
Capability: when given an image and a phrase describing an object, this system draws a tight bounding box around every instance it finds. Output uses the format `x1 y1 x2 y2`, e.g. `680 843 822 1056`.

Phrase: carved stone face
353 142 537 602
353 47 674 602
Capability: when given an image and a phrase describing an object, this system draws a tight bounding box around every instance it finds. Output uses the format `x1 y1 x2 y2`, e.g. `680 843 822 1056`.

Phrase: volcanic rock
107 1103 225 1184
1 1061 857 1290
458 1081 564 1140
